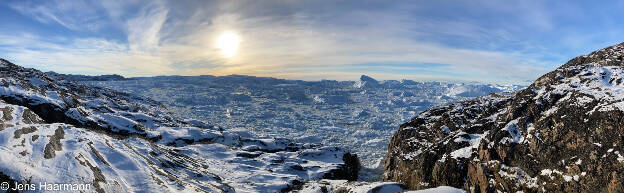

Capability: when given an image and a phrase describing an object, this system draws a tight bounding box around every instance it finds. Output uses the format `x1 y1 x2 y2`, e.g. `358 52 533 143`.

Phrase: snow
0 84 67 108
147 126 221 146
533 65 624 117
349 182 405 193
312 95 325 103
299 180 409 193
440 125 451 134
404 186 466 193
482 161 539 189
0 101 356 192
450 132 488 159
0 63 379 193
0 63 531 192
562 175 580 182
500 119 524 144
403 149 423 160
542 107 559 117
575 95 594 105
615 151 624 162
84 75 522 166
540 169 564 180
299 180 465 193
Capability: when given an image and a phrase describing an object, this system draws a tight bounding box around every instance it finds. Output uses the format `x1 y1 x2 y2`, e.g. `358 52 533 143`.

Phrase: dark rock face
0 171 19 193
384 42 624 192
43 126 65 159
323 153 361 181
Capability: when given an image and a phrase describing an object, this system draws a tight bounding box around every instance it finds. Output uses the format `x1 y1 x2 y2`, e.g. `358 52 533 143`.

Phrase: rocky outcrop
323 153 361 181
384 42 624 192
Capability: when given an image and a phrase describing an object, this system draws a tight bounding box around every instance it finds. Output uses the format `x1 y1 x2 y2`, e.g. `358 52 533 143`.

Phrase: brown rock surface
384 42 624 192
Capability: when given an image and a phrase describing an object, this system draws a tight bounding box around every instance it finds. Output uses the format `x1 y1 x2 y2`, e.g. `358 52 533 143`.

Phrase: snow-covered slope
0 59 359 192
384 42 624 192
296 180 465 193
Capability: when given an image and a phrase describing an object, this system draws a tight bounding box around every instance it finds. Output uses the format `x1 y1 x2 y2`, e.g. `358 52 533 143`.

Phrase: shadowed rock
43 126 65 159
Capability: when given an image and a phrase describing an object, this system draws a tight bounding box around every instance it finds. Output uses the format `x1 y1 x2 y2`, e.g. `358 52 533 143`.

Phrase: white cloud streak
1 0 580 84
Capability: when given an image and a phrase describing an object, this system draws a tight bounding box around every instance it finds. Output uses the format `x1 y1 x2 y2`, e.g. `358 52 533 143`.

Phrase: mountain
383 42 624 192
45 72 130 81
0 58 360 192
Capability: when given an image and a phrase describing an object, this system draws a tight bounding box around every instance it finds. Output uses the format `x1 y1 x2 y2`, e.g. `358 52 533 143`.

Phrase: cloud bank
1 0 623 84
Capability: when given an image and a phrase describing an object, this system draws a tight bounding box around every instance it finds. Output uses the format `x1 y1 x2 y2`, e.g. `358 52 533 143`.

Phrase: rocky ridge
384 42 624 192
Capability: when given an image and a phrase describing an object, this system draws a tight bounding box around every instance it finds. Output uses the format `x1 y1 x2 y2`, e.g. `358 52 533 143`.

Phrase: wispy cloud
1 0 622 84
126 1 168 52
8 0 111 31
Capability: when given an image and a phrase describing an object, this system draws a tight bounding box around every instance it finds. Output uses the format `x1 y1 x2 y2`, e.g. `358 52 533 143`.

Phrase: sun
216 32 241 58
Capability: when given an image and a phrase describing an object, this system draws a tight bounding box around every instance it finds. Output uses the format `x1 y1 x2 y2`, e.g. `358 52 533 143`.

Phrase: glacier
82 74 523 169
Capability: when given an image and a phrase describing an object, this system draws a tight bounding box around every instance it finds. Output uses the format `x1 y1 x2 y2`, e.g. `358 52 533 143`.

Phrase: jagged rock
323 153 361 181
384 42 624 192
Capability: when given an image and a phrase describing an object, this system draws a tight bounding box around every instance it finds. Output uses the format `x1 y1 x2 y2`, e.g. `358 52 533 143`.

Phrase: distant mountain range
45 72 130 81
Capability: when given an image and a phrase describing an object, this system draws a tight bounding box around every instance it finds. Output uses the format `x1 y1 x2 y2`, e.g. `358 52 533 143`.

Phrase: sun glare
216 32 241 58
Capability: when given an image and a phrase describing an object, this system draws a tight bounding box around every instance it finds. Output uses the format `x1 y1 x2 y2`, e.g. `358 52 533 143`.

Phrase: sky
1 0 624 85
